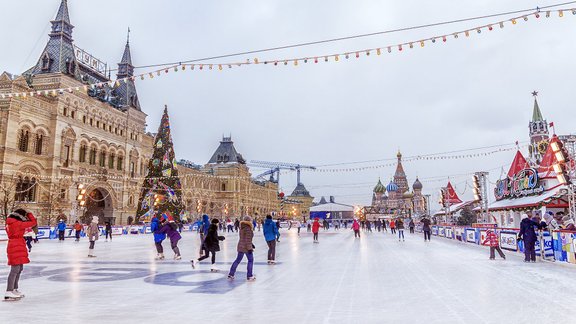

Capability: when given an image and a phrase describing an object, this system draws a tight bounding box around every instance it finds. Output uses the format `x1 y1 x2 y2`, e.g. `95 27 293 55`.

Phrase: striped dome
386 181 399 192
373 179 386 194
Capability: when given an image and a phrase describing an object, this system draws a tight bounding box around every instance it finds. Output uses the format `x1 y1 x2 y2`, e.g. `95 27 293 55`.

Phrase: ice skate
155 253 162 260
190 260 196 269
227 275 234 280
12 290 25 298
159 253 165 260
247 276 256 281
174 254 182 260
4 291 22 301
210 265 220 272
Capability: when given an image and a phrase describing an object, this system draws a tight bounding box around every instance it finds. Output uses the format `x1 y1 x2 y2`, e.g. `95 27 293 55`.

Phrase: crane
249 160 316 188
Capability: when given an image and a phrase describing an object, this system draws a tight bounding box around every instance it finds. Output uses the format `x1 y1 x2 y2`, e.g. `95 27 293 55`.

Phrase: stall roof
310 202 354 212
487 186 568 211
434 201 475 216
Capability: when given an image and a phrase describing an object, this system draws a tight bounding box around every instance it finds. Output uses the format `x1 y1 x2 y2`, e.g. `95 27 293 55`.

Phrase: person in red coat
5 208 37 300
312 218 321 243
482 229 505 260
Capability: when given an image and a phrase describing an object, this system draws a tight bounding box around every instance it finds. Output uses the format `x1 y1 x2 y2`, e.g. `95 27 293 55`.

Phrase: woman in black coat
192 219 224 271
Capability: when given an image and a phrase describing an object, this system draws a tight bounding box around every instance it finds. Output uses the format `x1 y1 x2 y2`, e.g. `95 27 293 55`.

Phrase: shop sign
494 168 544 200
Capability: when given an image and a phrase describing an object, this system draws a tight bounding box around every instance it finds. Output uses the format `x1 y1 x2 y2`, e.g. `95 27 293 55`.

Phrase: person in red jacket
482 229 505 260
352 219 361 238
312 218 321 243
5 208 37 301
389 219 396 234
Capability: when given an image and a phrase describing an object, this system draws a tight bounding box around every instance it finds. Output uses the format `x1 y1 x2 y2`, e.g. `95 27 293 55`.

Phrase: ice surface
1 228 575 323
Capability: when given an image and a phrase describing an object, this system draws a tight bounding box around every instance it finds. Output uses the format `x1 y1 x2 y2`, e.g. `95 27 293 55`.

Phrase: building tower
373 178 386 207
528 92 550 165
115 31 141 110
412 177 425 215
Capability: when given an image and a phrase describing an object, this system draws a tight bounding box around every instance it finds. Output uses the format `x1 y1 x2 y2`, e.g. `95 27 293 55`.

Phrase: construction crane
249 160 316 188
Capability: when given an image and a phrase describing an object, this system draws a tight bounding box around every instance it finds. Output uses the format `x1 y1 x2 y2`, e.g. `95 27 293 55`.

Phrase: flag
549 122 554 127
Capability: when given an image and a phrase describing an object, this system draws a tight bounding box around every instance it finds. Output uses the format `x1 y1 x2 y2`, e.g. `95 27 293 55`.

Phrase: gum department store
0 1 311 225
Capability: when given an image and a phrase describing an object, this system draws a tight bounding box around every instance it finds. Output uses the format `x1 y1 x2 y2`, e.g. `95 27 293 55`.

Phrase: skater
5 209 37 301
73 221 82 241
191 219 225 270
382 219 387 233
518 213 541 262
352 219 360 238
23 227 35 252
105 221 112 241
157 215 182 260
312 217 321 243
366 220 372 232
408 218 415 234
151 214 167 260
199 214 210 257
57 219 66 241
397 218 405 241
228 216 256 281
390 219 396 235
276 220 281 242
234 218 240 232
375 219 382 232
263 215 280 264
421 217 431 241
307 221 312 232
226 218 234 233
483 229 505 260
86 216 99 258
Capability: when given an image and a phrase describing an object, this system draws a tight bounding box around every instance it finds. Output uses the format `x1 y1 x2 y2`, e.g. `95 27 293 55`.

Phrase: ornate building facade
528 94 550 165
369 151 426 217
0 1 152 225
177 137 280 220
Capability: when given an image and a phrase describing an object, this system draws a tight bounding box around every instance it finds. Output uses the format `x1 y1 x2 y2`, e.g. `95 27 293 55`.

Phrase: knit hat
211 218 220 224
243 215 252 222
91 216 99 223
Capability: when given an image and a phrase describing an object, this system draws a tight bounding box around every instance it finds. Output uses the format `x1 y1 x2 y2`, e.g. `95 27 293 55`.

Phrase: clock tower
528 91 549 165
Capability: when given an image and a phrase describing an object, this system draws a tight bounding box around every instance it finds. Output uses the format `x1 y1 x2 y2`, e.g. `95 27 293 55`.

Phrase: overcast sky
2 0 575 208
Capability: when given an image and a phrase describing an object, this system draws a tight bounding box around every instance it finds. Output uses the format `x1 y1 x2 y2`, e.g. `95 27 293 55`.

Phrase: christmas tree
136 105 183 223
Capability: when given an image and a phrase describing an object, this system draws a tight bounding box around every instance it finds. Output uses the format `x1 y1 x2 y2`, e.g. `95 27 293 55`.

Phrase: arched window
18 129 29 152
34 134 43 155
221 183 226 191
108 152 115 169
79 144 87 163
89 147 97 165
117 155 124 171
99 150 106 167
15 176 37 202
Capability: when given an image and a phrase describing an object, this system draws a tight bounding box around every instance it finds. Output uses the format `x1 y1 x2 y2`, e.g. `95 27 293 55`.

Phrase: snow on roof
487 185 567 211
309 202 354 212
433 201 474 216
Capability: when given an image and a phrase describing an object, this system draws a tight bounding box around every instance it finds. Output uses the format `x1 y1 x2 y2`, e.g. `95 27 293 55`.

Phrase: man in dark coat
518 213 542 262
421 217 432 241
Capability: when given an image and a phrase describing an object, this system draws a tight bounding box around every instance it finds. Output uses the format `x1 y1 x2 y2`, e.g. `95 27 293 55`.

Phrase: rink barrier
416 224 576 264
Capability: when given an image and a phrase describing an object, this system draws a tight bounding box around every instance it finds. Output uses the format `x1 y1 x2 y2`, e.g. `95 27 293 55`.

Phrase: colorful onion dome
386 181 399 192
373 179 386 194
412 177 423 190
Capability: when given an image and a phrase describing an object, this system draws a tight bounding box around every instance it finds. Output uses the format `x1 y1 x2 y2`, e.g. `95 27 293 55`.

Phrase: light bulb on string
559 10 564 17
376 48 381 55
511 19 516 24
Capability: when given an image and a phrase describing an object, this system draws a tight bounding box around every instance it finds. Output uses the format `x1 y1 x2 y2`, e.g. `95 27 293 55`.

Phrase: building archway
82 187 114 224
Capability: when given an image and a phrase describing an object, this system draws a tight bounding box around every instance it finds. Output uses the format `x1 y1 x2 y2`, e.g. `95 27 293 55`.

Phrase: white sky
2 0 576 207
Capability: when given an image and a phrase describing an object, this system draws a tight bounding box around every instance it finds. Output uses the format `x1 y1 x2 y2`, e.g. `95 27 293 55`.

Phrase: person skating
157 215 182 260
192 219 225 270
408 219 415 234
5 209 37 301
105 221 112 242
518 213 542 262
57 219 66 241
352 219 360 238
312 218 321 243
23 227 35 252
199 214 210 258
483 229 505 260
263 215 280 264
228 216 256 281
86 216 99 258
234 218 240 232
390 219 396 235
73 221 82 242
151 214 167 260
382 219 388 233
421 217 432 241
397 218 405 241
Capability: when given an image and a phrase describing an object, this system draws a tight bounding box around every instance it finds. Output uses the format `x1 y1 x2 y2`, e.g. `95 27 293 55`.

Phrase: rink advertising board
499 231 518 251
438 227 445 237
432 226 439 236
445 227 454 239
535 232 554 258
0 228 6 241
112 226 124 235
479 230 487 246
454 227 463 241
36 227 52 239
465 229 476 243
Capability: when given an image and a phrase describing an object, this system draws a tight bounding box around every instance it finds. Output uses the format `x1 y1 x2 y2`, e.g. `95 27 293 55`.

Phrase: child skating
191 218 225 270
312 218 321 243
483 229 506 260
157 214 182 260
151 214 167 260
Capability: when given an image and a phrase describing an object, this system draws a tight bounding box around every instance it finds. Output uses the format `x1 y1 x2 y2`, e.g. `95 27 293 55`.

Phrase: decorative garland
1 9 574 99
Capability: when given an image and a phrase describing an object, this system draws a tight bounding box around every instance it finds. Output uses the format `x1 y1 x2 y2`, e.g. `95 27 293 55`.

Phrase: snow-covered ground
1 228 574 323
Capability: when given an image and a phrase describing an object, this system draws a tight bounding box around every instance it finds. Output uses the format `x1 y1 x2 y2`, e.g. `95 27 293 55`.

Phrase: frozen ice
1 229 575 323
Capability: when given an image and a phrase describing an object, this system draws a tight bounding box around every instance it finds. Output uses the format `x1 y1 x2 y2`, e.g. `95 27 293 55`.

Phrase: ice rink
1 228 575 323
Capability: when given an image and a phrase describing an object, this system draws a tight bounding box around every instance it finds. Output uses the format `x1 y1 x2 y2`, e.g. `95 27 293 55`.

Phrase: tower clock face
537 140 548 154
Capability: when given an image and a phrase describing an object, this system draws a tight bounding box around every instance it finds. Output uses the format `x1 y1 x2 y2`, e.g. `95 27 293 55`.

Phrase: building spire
532 91 544 122
54 0 71 24
115 32 140 110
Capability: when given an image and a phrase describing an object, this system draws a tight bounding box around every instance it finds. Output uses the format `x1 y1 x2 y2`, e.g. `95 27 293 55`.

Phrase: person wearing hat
5 209 37 301
157 214 182 260
192 218 225 270
312 217 321 243
228 215 256 281
57 219 67 241
86 216 100 258
263 215 279 264
518 213 543 262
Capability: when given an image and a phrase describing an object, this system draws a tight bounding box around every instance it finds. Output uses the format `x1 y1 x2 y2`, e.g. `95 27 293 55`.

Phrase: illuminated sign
494 168 544 200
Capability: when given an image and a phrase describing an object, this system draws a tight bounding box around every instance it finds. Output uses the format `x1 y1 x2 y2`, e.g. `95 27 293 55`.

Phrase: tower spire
115 30 140 110
532 92 544 122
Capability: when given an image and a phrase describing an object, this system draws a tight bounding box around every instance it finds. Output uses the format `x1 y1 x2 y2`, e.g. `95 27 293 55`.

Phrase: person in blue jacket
263 215 280 264
151 214 167 260
57 219 67 241
518 212 543 262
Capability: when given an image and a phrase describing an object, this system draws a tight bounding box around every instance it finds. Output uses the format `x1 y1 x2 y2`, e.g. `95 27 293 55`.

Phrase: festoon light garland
1 8 575 99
